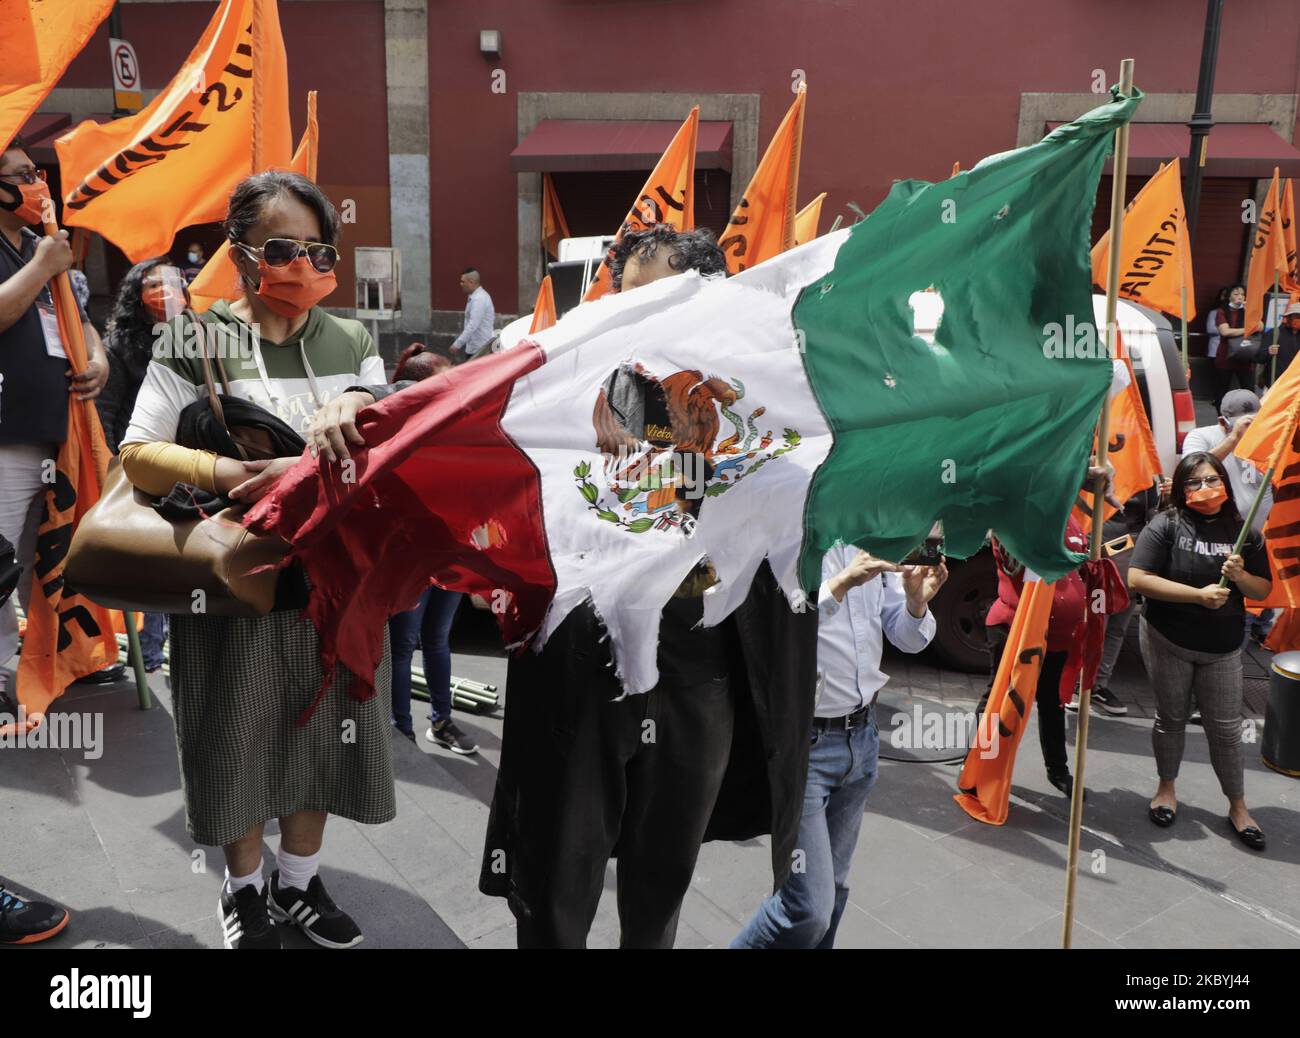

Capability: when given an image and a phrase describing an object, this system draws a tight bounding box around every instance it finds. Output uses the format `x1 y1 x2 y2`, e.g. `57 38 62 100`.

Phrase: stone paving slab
2 615 1298 950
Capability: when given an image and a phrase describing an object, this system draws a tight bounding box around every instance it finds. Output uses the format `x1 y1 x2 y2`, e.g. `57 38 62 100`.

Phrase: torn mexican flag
245 88 1140 703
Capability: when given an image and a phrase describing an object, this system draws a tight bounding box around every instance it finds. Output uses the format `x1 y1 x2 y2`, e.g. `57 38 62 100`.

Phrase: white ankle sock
225 865 264 895
276 847 320 892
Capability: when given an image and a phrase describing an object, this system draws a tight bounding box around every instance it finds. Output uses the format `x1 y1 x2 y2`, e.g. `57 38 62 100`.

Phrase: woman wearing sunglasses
1128 451 1270 850
118 171 391 949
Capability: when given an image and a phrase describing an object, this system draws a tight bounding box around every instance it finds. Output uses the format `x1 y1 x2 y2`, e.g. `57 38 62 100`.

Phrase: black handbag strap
184 308 248 462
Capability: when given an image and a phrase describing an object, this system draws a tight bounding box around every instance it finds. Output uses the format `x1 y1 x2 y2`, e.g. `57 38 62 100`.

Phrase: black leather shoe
1047 769 1087 801
1148 804 1176 827
1227 818 1266 851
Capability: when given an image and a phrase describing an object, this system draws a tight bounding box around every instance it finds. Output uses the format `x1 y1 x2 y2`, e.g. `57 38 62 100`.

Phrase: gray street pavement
2 610 1297 950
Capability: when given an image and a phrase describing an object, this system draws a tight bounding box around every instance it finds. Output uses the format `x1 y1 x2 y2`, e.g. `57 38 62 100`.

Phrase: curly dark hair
608 224 727 291
104 256 180 361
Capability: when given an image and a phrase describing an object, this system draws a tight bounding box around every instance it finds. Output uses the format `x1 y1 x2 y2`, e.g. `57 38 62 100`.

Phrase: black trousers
980 624 1069 775
510 674 736 949
1210 364 1254 412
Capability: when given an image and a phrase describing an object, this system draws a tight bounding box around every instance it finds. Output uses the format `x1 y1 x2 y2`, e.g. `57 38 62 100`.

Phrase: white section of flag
500 230 849 695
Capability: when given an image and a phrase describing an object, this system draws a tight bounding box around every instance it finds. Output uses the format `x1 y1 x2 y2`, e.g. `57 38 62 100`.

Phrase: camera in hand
903 522 945 566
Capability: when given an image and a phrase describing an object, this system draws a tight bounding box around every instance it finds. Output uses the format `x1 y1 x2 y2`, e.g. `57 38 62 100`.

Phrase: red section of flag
244 343 556 720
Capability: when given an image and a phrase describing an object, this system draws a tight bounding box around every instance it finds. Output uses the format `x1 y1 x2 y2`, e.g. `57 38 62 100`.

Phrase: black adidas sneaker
267 870 362 949
219 883 281 949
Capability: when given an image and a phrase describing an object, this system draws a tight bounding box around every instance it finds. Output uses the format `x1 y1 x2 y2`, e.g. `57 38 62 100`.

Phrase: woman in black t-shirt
1128 451 1270 850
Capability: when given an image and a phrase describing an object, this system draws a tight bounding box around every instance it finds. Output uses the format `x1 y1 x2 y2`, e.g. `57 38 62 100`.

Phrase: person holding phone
731 543 946 948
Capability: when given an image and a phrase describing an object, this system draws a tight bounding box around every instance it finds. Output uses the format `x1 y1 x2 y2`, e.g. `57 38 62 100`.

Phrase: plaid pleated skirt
168 610 396 847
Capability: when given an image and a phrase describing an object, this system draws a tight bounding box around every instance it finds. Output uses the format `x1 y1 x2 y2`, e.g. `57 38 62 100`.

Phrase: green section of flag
795 88 1142 589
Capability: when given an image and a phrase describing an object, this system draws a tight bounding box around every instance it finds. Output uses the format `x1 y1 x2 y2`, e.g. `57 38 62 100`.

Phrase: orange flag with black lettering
55 0 293 262
189 89 318 312
1281 178 1298 295
793 192 825 247
955 578 1054 825
1244 168 1288 336
542 173 571 260
0 0 115 152
14 233 121 729
719 84 806 274
1232 358 1300 624
528 275 557 334
1090 159 1195 319
1077 351 1163 536
582 107 698 303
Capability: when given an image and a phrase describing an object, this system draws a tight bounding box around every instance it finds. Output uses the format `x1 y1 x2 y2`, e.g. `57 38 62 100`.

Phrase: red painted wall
429 0 1300 312
59 1 389 306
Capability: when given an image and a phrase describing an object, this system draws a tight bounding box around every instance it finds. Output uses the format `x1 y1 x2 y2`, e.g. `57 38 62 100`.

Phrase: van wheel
928 549 996 673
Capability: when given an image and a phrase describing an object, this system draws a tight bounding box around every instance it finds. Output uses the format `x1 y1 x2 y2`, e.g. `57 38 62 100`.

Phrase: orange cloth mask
246 255 336 318
1186 485 1228 515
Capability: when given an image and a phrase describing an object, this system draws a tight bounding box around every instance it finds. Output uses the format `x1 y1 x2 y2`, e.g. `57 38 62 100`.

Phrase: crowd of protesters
0 131 1283 949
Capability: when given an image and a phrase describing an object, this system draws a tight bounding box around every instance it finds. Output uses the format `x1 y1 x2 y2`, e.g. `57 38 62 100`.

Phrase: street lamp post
1184 0 1225 249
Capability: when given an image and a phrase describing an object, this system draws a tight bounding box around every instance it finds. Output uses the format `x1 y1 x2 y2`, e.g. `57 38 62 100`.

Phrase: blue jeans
732 711 879 948
140 613 168 671
388 587 462 734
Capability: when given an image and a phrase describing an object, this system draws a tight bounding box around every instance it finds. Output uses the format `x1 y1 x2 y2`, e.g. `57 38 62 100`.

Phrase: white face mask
187 251 201 264
1229 300 1244 309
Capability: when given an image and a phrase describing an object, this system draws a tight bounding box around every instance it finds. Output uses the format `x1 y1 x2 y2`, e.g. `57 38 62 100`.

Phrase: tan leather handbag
66 321 290 616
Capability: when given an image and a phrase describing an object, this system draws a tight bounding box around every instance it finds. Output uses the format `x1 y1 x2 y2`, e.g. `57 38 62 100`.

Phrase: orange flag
189 89 318 312
528 275 557 334
1090 159 1196 319
719 84 806 274
1231 356 1300 617
951 161 961 178
542 173 571 260
954 578 1055 825
1244 168 1288 336
1077 349 1162 535
13 225 122 730
582 107 698 303
55 0 293 263
0 0 115 152
793 192 826 247
1281 178 1298 295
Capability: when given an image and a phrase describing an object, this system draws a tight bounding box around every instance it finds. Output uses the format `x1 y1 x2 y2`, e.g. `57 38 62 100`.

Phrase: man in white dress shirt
450 267 495 360
732 543 947 948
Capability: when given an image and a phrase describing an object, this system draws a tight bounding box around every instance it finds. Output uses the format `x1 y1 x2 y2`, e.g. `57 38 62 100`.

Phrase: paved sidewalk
1 620 1297 950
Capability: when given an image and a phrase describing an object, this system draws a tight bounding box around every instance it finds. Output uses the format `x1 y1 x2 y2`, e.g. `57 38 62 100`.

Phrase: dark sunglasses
0 167 45 186
234 237 339 274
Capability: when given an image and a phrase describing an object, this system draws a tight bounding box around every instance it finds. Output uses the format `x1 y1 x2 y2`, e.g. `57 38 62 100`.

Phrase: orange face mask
3 180 52 225
248 256 336 318
1186 485 1228 515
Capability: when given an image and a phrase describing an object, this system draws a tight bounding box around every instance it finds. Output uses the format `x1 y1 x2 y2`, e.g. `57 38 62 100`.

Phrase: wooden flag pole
1062 57 1135 950
251 0 264 173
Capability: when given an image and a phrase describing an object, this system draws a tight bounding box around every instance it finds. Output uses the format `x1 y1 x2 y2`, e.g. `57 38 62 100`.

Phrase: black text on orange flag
17 249 120 721
1244 169 1287 336
1282 178 1298 294
1089 159 1195 318
1234 361 1300 617
954 579 1054 825
55 0 292 262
